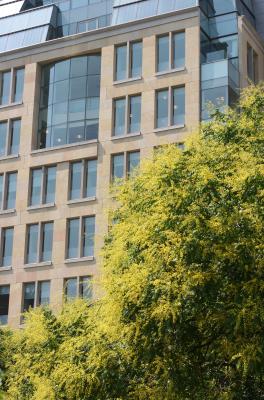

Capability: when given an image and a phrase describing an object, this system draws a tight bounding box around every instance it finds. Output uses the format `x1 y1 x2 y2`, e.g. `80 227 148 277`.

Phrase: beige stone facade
0 6 263 328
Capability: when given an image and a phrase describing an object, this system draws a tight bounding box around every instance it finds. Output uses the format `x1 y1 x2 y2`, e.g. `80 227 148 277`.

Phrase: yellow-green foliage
2 85 264 399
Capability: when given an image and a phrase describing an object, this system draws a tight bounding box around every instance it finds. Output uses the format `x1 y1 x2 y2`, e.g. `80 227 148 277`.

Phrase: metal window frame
29 165 56 206
25 221 53 264
0 170 17 210
114 39 143 81
156 30 185 72
64 275 92 301
0 226 14 268
0 67 25 106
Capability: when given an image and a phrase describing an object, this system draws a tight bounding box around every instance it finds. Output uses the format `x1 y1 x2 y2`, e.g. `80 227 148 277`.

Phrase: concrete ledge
0 154 20 162
65 256 94 264
111 132 142 141
113 76 143 85
154 124 185 133
0 208 16 215
0 266 12 272
155 67 186 77
27 203 55 211
24 261 52 269
67 197 96 205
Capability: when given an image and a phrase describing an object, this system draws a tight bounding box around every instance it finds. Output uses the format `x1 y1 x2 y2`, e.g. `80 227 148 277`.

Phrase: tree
4 84 264 399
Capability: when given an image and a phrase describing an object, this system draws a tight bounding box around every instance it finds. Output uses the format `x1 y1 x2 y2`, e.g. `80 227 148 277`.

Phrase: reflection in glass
85 159 97 198
0 175 3 209
173 32 185 69
70 162 82 200
23 283 35 312
10 119 21 155
128 151 140 176
41 222 53 262
131 41 142 77
0 121 7 156
0 285 9 325
80 276 92 299
30 168 42 206
67 218 80 259
156 89 168 128
26 224 38 264
114 98 126 136
2 227 14 267
173 87 185 125
112 154 124 180
129 95 141 133
116 45 127 81
83 216 95 257
0 71 11 105
38 281 50 306
65 278 77 300
6 172 17 209
45 166 56 204
157 35 169 72
13 68 25 102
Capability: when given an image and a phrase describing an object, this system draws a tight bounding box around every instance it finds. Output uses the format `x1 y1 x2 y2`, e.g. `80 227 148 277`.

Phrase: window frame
0 118 21 158
21 280 51 315
0 226 14 268
28 165 57 207
0 67 25 107
68 158 97 201
247 43 258 84
114 40 143 82
112 94 142 137
66 215 95 261
155 86 185 129
64 275 92 301
0 170 18 211
0 284 10 326
156 31 185 74
111 150 140 181
25 221 54 265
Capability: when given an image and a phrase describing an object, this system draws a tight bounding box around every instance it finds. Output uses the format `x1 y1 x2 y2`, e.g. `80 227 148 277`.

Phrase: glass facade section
115 41 142 81
82 216 95 257
131 41 142 78
157 35 169 72
65 278 77 300
65 276 92 301
67 218 80 259
41 222 53 262
112 153 124 180
129 95 141 133
69 159 97 200
38 281 50 306
30 166 56 206
79 276 92 300
156 89 168 128
38 54 101 149
6 172 17 209
0 285 9 325
0 121 8 156
23 283 35 313
247 44 258 83
85 159 97 198
1 227 14 267
114 98 126 136
26 224 39 264
173 87 185 125
0 175 3 209
173 32 185 69
116 45 127 81
30 169 42 206
0 71 11 105
13 68 25 103
10 119 21 155
127 151 140 176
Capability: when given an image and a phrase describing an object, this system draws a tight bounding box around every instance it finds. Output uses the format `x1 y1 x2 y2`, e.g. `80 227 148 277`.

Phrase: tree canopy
2 84 264 399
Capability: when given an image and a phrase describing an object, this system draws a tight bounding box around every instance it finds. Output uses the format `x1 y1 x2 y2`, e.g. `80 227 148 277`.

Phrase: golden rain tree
2 84 264 400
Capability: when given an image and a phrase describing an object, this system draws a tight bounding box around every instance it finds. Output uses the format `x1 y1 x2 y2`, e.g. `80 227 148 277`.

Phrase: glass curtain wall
38 54 101 149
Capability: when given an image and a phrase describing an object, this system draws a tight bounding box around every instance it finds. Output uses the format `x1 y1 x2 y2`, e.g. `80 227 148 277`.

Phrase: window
115 41 142 81
247 44 258 83
111 151 140 181
22 281 50 314
0 171 17 210
25 222 54 264
29 165 56 206
64 276 92 301
113 95 141 136
0 227 14 268
156 87 185 129
0 119 21 157
0 68 25 106
69 159 97 200
0 285 10 325
66 216 95 260
157 32 185 73
38 55 101 149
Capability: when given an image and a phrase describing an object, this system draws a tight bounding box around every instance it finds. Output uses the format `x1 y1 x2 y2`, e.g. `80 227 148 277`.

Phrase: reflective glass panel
10 119 21 155
70 161 82 200
0 175 3 209
157 35 169 72
0 121 7 156
23 282 35 312
116 44 127 81
0 71 11 105
156 89 168 128
13 68 25 103
30 169 42 206
112 153 124 180
2 227 13 267
82 216 95 257
127 151 140 176
45 166 56 204
38 281 50 306
65 278 77 300
26 224 39 264
85 159 97 198
114 98 126 136
6 172 17 209
67 218 80 259
41 222 53 262
0 285 9 325
173 87 185 126
79 276 92 299
129 95 141 133
131 41 142 78
173 32 185 69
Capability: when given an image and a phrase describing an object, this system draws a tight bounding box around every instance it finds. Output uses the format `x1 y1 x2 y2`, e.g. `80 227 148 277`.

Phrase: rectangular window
69 159 97 200
111 151 140 181
113 95 141 136
25 222 54 264
0 119 21 157
156 87 185 129
247 44 258 83
115 41 142 81
29 165 56 206
64 276 92 301
22 281 50 314
0 285 10 325
0 68 25 106
0 171 17 210
1 227 14 267
66 216 95 260
157 32 185 72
